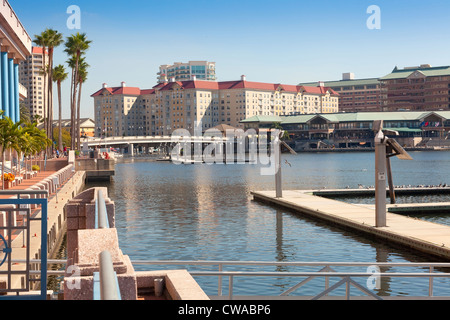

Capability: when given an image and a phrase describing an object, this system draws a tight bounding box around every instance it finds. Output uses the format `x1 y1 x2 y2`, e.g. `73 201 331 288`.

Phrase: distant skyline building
379 64 450 112
92 76 339 137
157 61 216 83
300 73 382 112
19 47 50 121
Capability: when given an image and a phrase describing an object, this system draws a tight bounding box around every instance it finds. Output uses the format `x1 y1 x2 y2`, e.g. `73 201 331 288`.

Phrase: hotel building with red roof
91 76 339 137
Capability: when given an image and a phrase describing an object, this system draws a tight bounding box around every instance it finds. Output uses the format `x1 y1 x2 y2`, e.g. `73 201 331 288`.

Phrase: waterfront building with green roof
241 111 450 151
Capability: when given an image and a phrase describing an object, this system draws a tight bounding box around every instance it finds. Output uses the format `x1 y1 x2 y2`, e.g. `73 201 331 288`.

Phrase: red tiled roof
32 47 48 55
92 81 339 97
91 86 148 97
140 89 156 95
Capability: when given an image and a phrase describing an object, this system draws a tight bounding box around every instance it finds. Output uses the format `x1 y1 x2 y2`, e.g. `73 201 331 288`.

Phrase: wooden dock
251 190 450 261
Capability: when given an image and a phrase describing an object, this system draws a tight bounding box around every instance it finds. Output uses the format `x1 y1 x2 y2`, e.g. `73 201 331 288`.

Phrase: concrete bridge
82 136 228 147
81 135 241 157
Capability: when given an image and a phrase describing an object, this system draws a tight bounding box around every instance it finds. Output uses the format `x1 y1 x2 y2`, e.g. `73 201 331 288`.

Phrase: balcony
19 82 27 100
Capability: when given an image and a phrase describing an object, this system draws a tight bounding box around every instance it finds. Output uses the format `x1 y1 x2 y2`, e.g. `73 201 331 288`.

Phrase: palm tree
64 33 92 150
76 60 89 150
53 64 68 152
44 29 64 146
22 121 51 173
0 117 23 190
20 102 31 123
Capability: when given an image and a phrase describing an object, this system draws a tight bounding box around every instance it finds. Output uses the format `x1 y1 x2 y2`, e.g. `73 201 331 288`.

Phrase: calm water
86 150 450 297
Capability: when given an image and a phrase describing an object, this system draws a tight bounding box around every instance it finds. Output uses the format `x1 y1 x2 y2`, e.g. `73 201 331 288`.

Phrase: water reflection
84 151 450 297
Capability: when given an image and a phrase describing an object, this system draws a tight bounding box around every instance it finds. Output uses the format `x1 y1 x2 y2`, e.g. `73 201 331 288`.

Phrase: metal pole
275 132 282 198
386 155 396 204
97 189 109 229
375 130 387 227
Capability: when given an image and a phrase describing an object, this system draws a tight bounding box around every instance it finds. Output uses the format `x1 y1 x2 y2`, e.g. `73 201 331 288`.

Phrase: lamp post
275 130 283 198
374 121 387 227
373 120 412 228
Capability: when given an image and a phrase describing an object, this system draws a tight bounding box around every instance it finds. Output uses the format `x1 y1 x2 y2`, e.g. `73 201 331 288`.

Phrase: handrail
131 260 450 299
92 190 120 300
97 251 121 300
95 189 109 229
10 259 450 299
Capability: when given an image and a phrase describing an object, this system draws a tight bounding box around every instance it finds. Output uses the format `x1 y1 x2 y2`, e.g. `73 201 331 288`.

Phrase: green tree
22 121 51 173
20 102 31 123
53 64 69 151
76 60 89 150
0 117 23 189
53 127 71 150
271 122 289 140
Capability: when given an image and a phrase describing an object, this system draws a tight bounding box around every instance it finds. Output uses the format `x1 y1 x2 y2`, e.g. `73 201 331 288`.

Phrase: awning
390 128 422 133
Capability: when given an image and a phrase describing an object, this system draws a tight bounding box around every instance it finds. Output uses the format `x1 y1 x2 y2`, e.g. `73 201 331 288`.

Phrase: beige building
19 47 51 121
92 77 339 137
158 61 216 83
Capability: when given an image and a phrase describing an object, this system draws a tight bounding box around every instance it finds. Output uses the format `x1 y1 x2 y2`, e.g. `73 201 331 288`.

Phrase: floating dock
310 187 450 197
251 190 450 261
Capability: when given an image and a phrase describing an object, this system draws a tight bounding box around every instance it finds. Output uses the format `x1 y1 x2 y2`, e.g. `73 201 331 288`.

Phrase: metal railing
0 191 48 300
95 189 109 229
92 189 120 300
131 260 450 300
93 251 121 300
10 259 450 300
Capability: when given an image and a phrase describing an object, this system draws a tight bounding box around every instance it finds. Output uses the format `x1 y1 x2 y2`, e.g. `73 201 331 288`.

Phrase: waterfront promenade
252 190 450 261
0 159 85 293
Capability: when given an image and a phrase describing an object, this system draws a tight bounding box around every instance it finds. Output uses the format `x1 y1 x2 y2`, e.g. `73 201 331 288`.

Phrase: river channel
85 150 450 297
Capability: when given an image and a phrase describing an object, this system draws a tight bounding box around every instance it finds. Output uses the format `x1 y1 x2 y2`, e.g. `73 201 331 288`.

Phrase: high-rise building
157 61 216 83
300 73 382 112
379 64 450 112
92 76 339 137
19 47 50 121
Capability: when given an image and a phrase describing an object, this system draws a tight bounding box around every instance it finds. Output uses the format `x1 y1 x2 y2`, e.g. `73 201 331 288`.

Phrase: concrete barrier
63 187 209 300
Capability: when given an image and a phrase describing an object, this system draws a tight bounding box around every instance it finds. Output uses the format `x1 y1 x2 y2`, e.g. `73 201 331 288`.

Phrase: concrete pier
63 187 209 300
75 158 115 182
252 190 450 261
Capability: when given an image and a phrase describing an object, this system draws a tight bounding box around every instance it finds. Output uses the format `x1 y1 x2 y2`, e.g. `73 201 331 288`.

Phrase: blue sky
9 0 450 119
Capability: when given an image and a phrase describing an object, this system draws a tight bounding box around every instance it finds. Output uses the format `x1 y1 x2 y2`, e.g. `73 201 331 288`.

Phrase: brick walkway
0 171 57 197
0 161 75 243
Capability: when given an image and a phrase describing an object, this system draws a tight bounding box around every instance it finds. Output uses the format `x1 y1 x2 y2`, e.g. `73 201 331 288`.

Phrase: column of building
0 47 21 123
